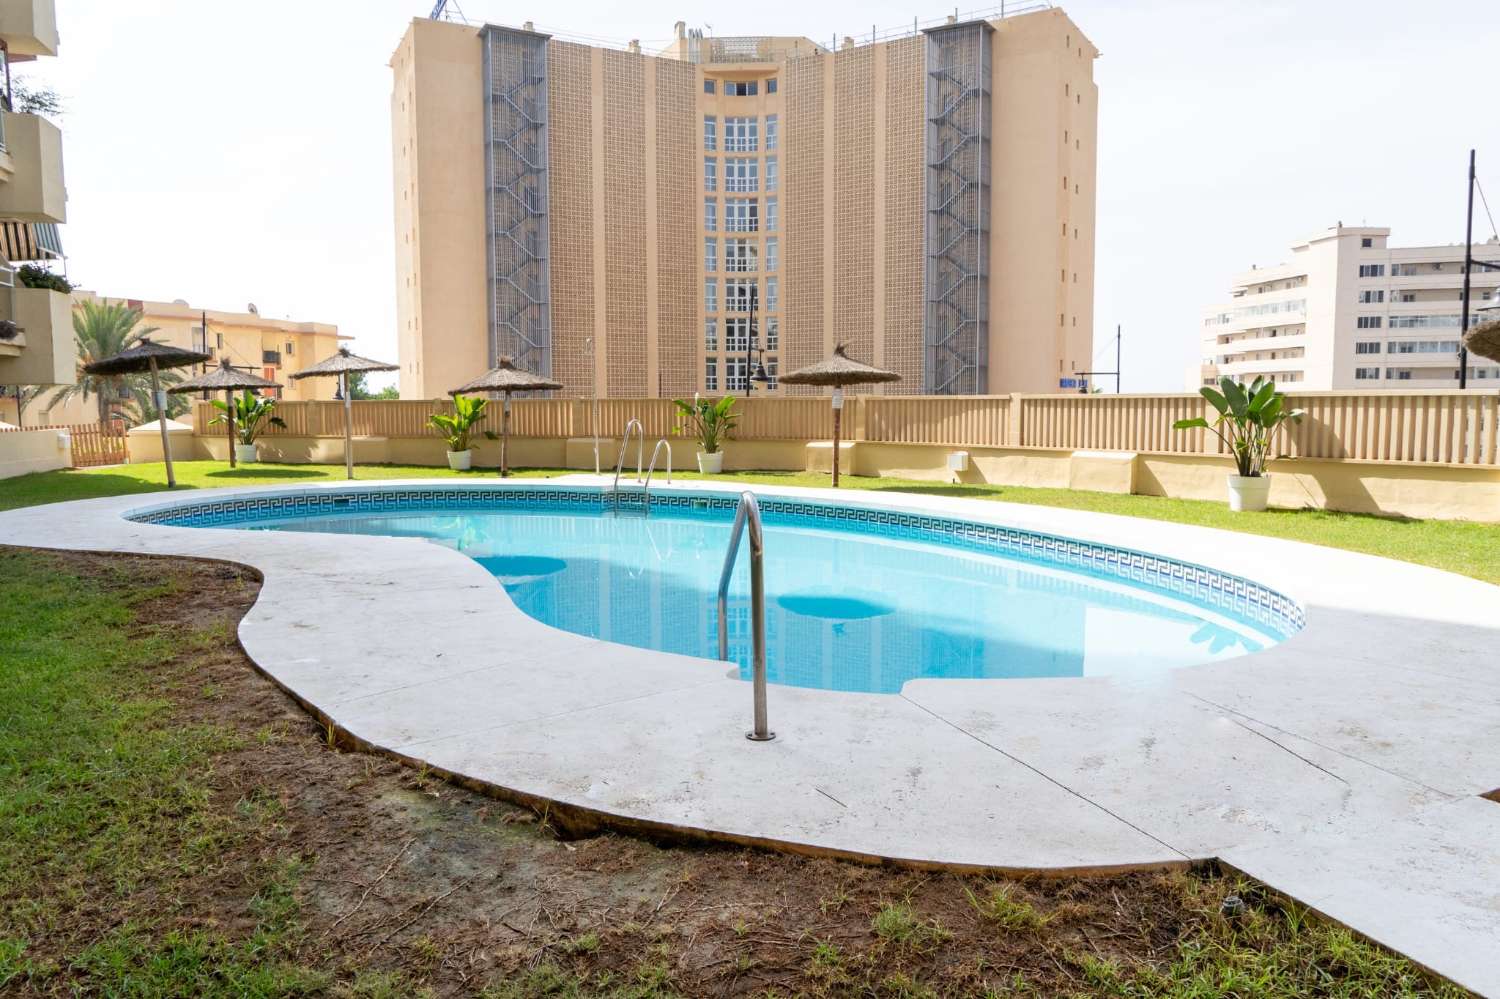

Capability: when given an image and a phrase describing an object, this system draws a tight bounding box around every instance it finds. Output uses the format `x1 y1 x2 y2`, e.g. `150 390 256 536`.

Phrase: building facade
14 293 346 426
391 9 1098 400
1195 225 1500 390
0 0 73 397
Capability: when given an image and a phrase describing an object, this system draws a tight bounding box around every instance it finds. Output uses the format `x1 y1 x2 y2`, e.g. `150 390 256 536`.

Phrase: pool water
221 502 1287 694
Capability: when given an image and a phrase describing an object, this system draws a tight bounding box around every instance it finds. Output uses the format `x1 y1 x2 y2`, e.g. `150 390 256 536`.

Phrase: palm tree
44 299 179 426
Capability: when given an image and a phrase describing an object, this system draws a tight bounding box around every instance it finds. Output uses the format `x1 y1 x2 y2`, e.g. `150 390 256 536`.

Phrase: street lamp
744 283 771 396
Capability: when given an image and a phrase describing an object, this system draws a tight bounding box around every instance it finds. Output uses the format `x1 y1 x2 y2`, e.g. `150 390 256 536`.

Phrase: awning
0 221 63 261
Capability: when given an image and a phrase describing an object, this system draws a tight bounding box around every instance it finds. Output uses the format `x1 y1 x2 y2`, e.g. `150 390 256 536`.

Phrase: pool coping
4 476 1499 994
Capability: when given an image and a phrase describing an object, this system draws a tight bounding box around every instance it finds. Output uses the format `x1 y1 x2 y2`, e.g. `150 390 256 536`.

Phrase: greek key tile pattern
132 486 1303 637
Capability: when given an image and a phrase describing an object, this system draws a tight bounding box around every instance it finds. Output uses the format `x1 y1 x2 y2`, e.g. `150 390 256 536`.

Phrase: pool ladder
718 491 773 742
608 419 671 516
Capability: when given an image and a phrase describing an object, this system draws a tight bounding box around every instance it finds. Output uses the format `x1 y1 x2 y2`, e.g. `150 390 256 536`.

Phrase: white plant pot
696 450 724 474
1226 473 1271 512
447 449 473 471
234 443 258 464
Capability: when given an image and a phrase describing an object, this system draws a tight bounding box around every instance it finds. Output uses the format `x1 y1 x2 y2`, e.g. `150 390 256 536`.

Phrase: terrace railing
192 388 1500 469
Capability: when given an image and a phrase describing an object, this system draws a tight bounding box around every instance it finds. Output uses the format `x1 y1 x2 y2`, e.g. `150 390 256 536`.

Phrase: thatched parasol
450 356 562 477
1463 317 1500 365
84 337 211 487
170 359 283 469
288 347 398 479
777 343 900 487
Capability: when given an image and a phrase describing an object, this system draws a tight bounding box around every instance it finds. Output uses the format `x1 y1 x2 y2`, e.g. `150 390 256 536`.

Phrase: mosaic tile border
128 485 1304 638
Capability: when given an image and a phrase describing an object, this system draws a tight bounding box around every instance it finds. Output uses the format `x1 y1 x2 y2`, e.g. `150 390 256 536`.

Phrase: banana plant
209 390 287 445
1174 376 1304 477
427 393 492 453
673 395 739 454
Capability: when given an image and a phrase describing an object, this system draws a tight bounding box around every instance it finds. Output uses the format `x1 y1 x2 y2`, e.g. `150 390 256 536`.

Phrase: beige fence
192 389 1500 469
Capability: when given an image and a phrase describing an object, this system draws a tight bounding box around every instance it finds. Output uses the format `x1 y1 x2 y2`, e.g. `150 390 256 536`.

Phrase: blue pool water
168 489 1296 694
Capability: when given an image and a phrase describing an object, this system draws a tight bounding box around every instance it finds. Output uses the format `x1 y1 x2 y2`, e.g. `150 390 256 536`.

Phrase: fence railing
0 421 127 467
190 389 1500 468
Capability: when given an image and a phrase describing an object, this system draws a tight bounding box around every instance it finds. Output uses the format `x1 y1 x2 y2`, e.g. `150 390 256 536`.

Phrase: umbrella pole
500 394 510 478
151 357 176 488
342 372 353 480
226 390 237 468
831 387 843 488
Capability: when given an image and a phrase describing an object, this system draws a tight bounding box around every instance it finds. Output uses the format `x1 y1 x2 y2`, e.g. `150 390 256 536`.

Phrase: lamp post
1457 149 1500 388
744 284 770 395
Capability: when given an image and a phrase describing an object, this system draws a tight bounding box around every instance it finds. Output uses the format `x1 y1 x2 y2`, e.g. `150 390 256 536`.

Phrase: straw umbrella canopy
777 343 901 487
1463 297 1500 364
287 347 398 479
169 358 282 469
83 337 210 487
450 356 562 477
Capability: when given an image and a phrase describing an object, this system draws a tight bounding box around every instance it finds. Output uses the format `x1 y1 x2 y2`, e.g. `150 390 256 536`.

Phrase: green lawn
2 461 1496 585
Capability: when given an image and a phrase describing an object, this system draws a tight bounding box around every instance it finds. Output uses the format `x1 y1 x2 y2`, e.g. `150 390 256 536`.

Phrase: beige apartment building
13 294 346 426
1195 225 1500 390
0 0 73 398
391 7 1098 400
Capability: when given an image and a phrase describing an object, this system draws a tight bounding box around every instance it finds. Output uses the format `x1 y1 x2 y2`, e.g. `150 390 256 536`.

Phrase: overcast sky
32 0 1500 392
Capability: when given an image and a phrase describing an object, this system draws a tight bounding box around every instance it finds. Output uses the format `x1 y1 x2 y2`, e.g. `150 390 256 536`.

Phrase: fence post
1006 393 1025 447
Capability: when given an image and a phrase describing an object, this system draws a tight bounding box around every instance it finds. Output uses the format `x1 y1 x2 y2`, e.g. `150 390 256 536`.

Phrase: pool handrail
613 418 644 492
643 438 672 499
717 491 773 742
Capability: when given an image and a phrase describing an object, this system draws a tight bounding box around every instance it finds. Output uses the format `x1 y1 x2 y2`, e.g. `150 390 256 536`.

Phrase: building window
1358 264 1385 278
705 278 718 313
765 276 779 312
216 332 224 349
1386 368 1413 380
1388 339 1459 354
1354 368 1380 380
764 197 778 232
704 199 717 231
704 115 717 151
704 318 718 351
766 78 777 94
285 341 294 356
764 315 778 350
724 157 758 192
704 157 717 192
1361 237 1373 248
1356 316 1382 329
1392 263 1419 276
1358 290 1384 304
704 237 718 272
725 280 756 312
725 80 757 96
764 237 778 272
725 238 756 272
704 78 716 94
1390 314 1462 328
1354 341 1381 354
725 317 751 351
725 116 758 152
705 358 718 390
765 114 778 150
725 198 759 232
764 358 778 389
765 156 777 192
1400 292 1416 302
726 357 748 391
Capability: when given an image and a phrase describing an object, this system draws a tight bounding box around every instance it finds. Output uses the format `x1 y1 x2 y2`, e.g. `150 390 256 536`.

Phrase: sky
30 0 1500 392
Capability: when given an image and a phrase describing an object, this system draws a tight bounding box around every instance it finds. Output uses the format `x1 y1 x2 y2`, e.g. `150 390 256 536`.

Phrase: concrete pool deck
2 476 1497 995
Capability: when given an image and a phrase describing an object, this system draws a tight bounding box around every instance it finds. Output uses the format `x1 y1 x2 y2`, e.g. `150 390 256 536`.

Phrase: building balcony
0 0 59 59
0 284 74 385
0 112 65 222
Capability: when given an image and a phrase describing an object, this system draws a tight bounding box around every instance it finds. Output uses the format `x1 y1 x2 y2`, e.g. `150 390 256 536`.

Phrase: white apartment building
1194 225 1500 390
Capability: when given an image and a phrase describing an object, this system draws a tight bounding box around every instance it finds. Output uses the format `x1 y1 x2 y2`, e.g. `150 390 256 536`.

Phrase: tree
10 75 63 119
346 370 398 400
44 299 179 426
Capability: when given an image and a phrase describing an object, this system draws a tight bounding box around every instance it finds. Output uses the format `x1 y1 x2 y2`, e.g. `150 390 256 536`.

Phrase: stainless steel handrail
717 491 773 741
643 438 672 492
613 418 643 491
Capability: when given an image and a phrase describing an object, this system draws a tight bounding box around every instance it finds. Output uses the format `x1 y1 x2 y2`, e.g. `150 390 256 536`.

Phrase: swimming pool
136 486 1301 694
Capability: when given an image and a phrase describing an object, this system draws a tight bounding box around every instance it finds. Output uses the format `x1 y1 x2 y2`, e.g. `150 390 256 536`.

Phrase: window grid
764 197 778 232
704 237 717 272
725 198 759 232
725 279 756 312
765 315 779 350
765 276 779 312
764 237 778 272
765 156 778 192
725 157 758 193
704 199 717 232
703 157 717 192
765 114 778 150
724 117 758 152
704 358 718 390
704 278 718 313
726 317 751 352
703 115 717 151
725 238 757 272
704 318 718 351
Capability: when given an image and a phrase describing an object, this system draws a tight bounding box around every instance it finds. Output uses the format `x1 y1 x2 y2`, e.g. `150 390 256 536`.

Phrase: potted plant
1173 375 1304 512
427 393 491 471
673 395 738 474
208 390 286 464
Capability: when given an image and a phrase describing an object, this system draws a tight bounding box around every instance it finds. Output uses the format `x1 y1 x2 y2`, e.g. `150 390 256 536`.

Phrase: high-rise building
0 0 73 396
1195 225 1500 390
391 8 1098 400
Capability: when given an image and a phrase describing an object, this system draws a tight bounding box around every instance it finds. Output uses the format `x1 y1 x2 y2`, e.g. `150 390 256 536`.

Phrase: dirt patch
5 549 1469 997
